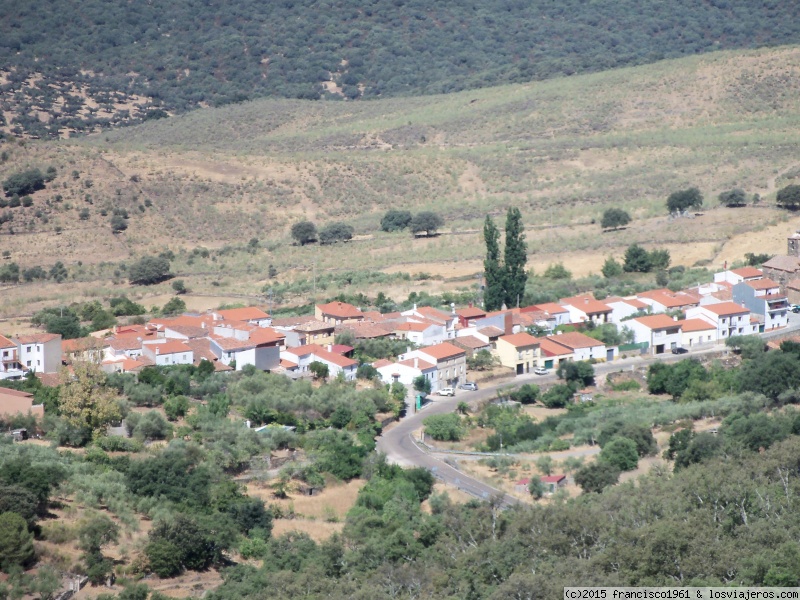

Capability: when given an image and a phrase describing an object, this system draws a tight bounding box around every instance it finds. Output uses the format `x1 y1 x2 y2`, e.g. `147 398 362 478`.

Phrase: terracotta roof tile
731 267 763 278
498 332 540 348
145 340 192 355
701 302 750 316
745 278 780 290
456 307 486 319
418 342 465 361
535 337 574 357
478 326 505 338
763 255 800 272
0 334 14 349
529 302 569 315
216 307 269 322
398 358 436 370
546 332 604 350
633 314 681 329
559 295 612 315
317 301 364 319
15 333 60 344
453 335 491 350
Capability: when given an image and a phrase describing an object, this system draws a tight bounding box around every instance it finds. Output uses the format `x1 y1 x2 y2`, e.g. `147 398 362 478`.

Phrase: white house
636 289 699 314
0 334 23 380
559 295 613 325
141 340 194 366
685 302 758 339
374 356 437 389
401 305 457 340
529 303 571 327
14 333 62 374
215 306 272 327
546 331 614 362
394 320 446 346
676 318 718 347
604 297 650 324
400 342 467 392
732 278 789 332
280 344 357 380
209 324 284 371
713 266 763 285
626 314 682 355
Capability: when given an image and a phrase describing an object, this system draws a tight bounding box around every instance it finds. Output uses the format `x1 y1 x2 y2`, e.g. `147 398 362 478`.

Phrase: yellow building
496 332 540 375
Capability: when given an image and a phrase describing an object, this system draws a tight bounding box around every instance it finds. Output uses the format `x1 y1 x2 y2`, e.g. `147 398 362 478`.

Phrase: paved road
377 315 800 503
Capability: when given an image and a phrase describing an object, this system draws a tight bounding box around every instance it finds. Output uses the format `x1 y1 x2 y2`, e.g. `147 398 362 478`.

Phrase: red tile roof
453 335 491 350
477 326 505 338
559 295 612 315
373 359 393 369
418 342 466 361
498 332 539 348
0 387 34 398
396 321 435 332
633 314 681 329
731 267 763 279
546 332 604 350
456 307 486 319
336 321 394 339
146 340 192 355
216 307 269 322
541 475 566 484
676 318 717 332
536 337 574 357
0 334 14 349
313 349 358 369
414 306 454 321
529 302 569 315
294 319 334 332
15 333 60 344
637 289 698 309
317 301 364 319
701 302 750 317
398 357 436 370
746 278 780 290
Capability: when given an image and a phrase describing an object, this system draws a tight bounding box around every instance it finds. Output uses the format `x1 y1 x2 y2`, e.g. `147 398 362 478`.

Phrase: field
3 46 800 316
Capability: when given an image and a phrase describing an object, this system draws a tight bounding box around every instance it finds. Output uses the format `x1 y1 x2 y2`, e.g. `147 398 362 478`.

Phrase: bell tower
789 231 800 257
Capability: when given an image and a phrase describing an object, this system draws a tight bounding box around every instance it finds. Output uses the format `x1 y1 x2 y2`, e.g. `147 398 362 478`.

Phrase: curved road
376 317 800 504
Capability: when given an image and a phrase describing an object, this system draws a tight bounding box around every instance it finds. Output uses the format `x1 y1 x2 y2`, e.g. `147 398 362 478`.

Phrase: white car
437 387 455 396
534 367 549 375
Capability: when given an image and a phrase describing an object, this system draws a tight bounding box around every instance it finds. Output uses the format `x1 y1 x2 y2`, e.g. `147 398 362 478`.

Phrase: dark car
672 347 689 354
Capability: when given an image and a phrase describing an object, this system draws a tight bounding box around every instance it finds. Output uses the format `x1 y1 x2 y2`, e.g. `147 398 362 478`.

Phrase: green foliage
503 207 528 308
744 252 773 267
161 296 187 316
738 351 800 402
129 255 171 285
528 477 547 499
483 215 504 312
777 184 800 210
666 187 703 213
309 361 329 379
556 360 595 387
599 437 639 471
509 383 539 405
725 335 766 359
410 211 444 236
109 296 146 316
413 374 431 395
540 384 573 408
467 348 497 371
647 359 708 400
718 188 747 207
0 512 35 572
2 169 45 197
598 421 656 457
291 220 317 245
601 208 631 230
146 514 233 576
543 263 571 280
380 210 412 232
355 364 378 381
573 461 620 493
423 413 465 441
318 222 354 245
623 244 671 273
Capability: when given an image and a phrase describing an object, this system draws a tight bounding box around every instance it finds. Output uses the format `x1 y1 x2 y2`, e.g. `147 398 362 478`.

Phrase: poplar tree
503 207 528 308
483 215 504 311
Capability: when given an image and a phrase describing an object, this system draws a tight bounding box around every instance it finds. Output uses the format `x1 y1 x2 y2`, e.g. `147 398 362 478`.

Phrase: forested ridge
2 0 799 136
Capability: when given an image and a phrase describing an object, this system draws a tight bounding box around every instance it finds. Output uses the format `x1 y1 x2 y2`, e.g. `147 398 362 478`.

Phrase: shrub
423 413 464 441
129 255 171 285
599 437 639 471
2 168 45 197
381 209 413 232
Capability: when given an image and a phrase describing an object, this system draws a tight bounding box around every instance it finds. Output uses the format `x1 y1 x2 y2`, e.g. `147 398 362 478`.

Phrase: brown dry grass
246 478 365 522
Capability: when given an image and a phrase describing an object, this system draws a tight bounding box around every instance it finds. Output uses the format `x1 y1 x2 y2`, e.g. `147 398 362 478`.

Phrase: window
26 360 31 367
26 346 31 352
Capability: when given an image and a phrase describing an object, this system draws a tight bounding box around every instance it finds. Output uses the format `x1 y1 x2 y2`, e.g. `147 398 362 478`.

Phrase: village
3 229 800 422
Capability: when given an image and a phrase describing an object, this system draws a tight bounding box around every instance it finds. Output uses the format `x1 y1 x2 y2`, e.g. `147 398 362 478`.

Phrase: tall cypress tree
483 215 504 311
503 207 528 308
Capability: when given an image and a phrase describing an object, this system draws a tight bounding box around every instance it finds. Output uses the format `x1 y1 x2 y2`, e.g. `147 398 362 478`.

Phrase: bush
3 169 45 197
129 255 171 285
423 413 464 441
410 211 444 236
319 222 354 244
0 511 35 571
291 220 317 245
666 187 703 213
601 208 631 230
599 437 639 471
574 461 620 493
540 384 573 408
381 209 413 232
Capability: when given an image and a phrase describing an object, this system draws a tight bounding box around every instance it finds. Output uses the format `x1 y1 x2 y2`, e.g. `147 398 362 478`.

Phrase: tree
719 188 747 207
129 255 171 285
2 169 45 197
543 263 571 279
410 211 444 237
291 220 317 245
59 361 121 440
510 383 539 404
540 384 573 408
556 361 595 387
536 455 553 475
503 207 527 308
599 422 657 457
726 335 766 359
777 184 800 210
528 478 547 499
483 215 504 311
648 249 671 271
574 461 620 493
172 279 187 294
161 296 186 316
666 187 703 213
49 261 68 283
309 361 329 379
319 222 354 244
423 413 464 441
601 208 631 230
599 437 639 471
412 374 432 395
0 512 35 572
381 210 413 232
623 244 651 273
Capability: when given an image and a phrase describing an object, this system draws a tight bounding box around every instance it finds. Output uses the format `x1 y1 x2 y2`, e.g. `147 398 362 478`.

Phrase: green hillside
2 0 800 137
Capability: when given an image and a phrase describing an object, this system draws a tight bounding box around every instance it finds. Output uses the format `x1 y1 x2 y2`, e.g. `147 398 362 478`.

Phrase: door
516 364 524 375
606 348 614 361
544 359 554 369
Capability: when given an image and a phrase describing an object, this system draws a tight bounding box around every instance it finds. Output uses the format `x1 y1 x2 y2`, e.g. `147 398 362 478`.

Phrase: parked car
672 347 689 354
792 304 800 313
437 387 455 396
460 382 478 391
534 367 549 375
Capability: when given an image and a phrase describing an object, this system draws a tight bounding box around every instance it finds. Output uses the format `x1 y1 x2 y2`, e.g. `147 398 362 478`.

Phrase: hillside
2 47 800 317
2 0 800 137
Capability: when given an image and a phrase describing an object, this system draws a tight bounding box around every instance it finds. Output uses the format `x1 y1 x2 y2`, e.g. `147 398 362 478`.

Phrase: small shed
541 474 567 494
514 478 531 494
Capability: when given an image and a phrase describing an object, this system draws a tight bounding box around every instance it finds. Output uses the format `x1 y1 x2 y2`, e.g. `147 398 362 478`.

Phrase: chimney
504 312 513 335
674 316 678 321
451 302 456 315
414 357 419 369
584 297 589 304
327 344 333 352
413 303 417 311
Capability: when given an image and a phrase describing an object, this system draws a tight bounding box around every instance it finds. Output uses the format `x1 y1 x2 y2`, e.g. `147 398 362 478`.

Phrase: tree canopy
319 222 354 245
128 255 171 285
410 212 444 237
666 187 703 213
718 188 747 207
2 169 45 197
380 210 413 232
600 208 631 230
777 184 800 210
291 221 318 245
